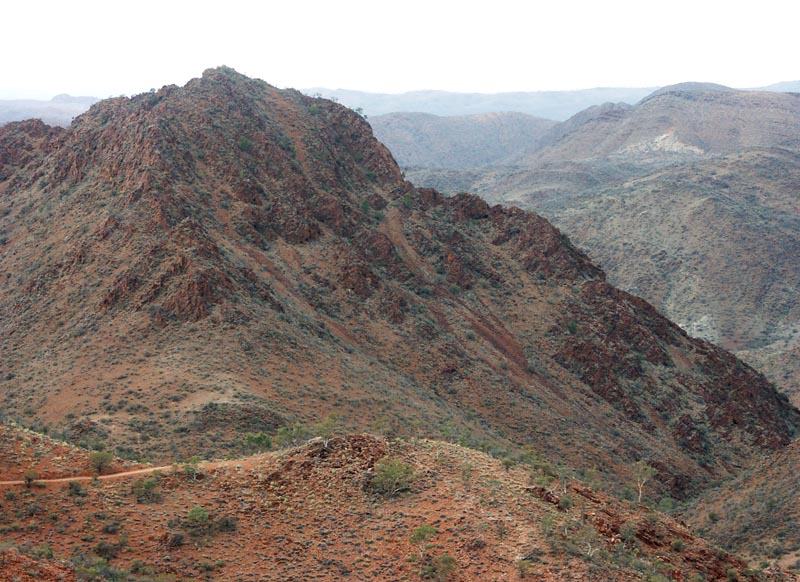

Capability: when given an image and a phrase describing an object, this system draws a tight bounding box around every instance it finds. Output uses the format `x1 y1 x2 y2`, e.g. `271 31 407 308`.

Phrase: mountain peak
640 81 736 103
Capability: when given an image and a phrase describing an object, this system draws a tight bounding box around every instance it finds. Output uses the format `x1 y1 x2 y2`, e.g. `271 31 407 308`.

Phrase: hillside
0 68 797 507
369 111 556 168
0 422 140 481
1 429 793 581
685 440 800 571
405 87 800 401
519 87 800 165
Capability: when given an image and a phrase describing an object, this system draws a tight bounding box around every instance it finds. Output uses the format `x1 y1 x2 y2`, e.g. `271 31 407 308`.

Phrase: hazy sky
2 0 797 99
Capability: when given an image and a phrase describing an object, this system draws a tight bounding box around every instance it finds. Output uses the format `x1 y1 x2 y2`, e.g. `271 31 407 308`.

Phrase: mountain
404 87 800 403
0 68 798 508
1 425 792 582
519 87 800 164
0 95 99 127
757 80 800 92
305 86 658 120
368 111 556 168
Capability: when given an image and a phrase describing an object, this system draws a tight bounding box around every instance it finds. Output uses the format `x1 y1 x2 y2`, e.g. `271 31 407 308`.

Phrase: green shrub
238 136 254 153
187 506 209 526
67 481 87 497
368 458 415 497
242 432 272 453
88 451 114 474
131 475 160 503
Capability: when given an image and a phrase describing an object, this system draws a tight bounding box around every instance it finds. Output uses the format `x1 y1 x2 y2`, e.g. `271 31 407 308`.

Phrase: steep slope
369 111 556 168
406 88 800 401
0 68 797 503
0 429 792 582
685 440 800 570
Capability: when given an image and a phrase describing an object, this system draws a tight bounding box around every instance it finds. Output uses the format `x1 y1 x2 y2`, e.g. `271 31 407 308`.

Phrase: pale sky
1 0 797 100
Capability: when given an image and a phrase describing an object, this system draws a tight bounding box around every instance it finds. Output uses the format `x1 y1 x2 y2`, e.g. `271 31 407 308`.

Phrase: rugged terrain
1 69 797 505
400 85 800 402
1 69 800 580
1 426 794 581
1 68 798 497
684 440 800 571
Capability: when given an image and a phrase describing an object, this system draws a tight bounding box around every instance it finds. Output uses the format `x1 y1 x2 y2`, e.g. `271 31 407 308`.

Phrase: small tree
89 451 114 475
410 525 438 561
132 475 160 503
182 456 202 481
556 465 573 494
369 458 415 497
312 414 342 448
634 461 657 505
23 468 38 488
242 433 272 454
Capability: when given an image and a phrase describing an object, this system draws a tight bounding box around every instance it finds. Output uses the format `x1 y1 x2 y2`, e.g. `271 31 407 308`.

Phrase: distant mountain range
308 81 799 120
368 112 556 169
2 81 797 128
0 95 99 127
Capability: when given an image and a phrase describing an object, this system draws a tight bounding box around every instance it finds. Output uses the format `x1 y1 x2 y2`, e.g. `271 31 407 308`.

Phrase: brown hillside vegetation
0 431 793 582
0 423 140 481
685 440 800 571
0 68 798 506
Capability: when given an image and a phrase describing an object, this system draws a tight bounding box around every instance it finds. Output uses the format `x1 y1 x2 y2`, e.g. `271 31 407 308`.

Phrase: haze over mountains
1 69 799 579
309 81 800 120
0 95 99 127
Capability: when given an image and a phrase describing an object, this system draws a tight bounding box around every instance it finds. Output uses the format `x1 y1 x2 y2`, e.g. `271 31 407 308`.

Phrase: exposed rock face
0 68 797 502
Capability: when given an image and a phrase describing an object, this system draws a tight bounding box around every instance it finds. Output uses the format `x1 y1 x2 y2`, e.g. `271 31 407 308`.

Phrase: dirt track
0 465 177 486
